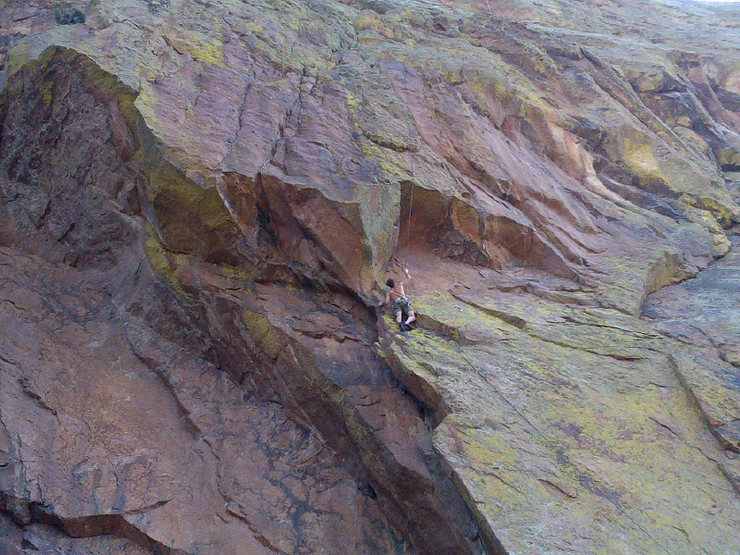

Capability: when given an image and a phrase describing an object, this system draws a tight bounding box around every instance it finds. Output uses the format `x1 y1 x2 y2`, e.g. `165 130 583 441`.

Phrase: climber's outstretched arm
399 268 412 286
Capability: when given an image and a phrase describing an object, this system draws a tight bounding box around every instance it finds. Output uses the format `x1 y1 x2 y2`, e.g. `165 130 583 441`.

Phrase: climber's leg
404 309 416 325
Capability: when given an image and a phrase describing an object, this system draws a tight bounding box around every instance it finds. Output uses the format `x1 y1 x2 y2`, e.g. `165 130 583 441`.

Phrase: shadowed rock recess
0 0 738 552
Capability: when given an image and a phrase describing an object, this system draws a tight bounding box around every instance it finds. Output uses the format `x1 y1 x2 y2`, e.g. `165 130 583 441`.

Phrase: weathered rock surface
644 237 740 454
0 0 738 553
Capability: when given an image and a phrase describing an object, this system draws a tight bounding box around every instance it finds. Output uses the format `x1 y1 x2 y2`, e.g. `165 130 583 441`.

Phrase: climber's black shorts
393 297 412 318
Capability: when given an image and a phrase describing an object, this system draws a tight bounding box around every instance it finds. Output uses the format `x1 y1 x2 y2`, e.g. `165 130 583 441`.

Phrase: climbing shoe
399 322 411 332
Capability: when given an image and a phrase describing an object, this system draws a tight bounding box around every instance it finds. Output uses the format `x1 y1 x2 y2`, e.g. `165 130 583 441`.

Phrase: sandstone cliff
0 0 738 553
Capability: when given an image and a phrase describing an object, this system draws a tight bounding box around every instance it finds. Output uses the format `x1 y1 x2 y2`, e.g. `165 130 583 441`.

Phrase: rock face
0 0 738 553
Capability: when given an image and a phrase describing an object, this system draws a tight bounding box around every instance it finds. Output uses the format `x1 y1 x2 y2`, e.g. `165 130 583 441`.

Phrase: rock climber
380 268 416 331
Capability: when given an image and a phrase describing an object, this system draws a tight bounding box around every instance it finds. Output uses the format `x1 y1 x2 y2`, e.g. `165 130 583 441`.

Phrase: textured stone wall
0 0 738 552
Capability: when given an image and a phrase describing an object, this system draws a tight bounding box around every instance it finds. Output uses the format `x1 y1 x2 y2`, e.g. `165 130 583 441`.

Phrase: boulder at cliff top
0 0 738 553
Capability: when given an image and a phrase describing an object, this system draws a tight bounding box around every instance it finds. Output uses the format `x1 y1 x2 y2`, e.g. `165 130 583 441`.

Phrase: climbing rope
405 109 418 249
407 179 415 246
